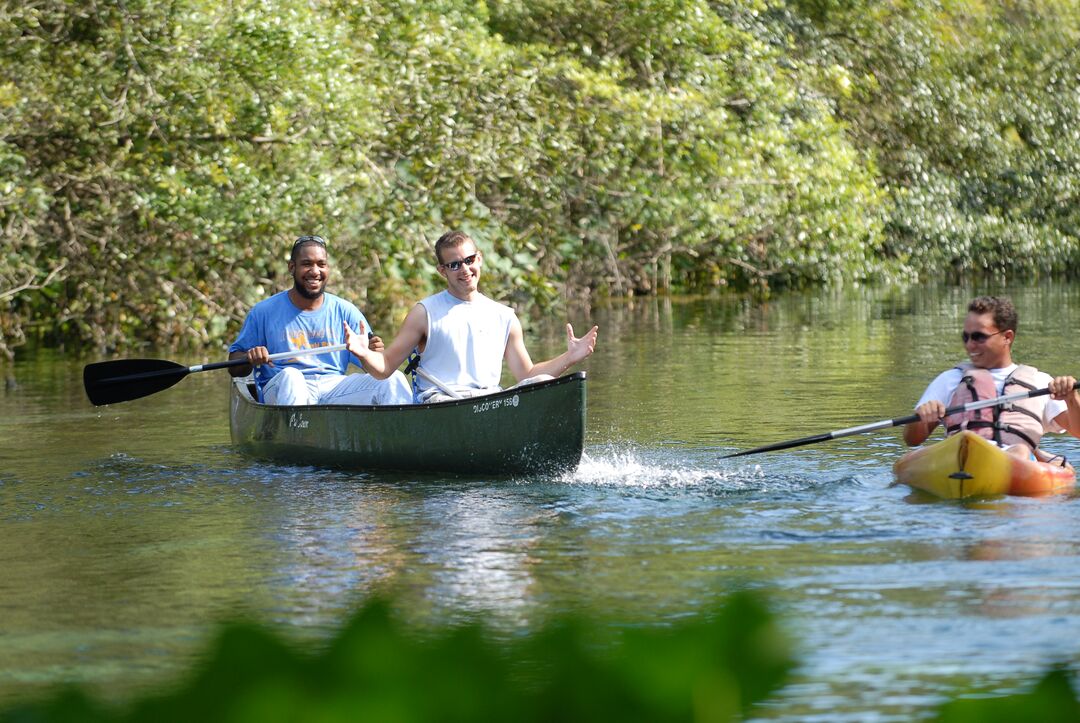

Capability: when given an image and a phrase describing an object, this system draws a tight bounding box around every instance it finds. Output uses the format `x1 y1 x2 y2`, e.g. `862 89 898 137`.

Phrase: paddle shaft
722 381 1080 459
93 344 348 387
413 367 464 399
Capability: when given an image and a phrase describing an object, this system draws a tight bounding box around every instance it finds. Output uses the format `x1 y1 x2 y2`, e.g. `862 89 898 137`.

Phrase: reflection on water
2 284 1080 719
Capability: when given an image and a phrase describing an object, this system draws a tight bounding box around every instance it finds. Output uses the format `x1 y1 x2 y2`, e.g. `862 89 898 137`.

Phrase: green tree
777 0 1080 279
4 0 1080 356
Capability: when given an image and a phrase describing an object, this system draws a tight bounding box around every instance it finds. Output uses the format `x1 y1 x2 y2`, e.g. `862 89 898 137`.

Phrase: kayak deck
893 431 1076 499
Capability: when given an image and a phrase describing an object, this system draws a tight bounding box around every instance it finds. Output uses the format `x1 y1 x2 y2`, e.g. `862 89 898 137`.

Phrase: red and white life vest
943 363 1046 450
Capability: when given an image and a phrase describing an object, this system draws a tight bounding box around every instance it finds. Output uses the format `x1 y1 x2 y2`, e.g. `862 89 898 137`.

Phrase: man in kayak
343 230 598 402
903 295 1080 457
227 235 413 405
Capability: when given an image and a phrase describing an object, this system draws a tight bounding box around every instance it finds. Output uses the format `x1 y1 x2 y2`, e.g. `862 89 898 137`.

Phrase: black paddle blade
83 358 190 406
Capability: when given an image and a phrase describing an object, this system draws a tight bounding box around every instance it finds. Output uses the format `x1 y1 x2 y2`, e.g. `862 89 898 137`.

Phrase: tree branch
0 261 68 302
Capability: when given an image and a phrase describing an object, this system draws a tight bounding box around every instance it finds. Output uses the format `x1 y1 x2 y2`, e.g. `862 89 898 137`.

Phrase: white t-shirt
917 363 1066 433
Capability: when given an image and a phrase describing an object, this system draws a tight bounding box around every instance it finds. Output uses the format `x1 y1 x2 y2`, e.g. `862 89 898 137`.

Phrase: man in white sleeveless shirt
345 230 598 402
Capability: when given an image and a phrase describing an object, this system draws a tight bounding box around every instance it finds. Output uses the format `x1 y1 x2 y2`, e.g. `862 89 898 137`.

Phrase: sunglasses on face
962 330 1003 344
440 253 478 272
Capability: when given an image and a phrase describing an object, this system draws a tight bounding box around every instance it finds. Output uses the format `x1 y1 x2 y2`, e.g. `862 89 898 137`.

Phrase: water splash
559 444 845 498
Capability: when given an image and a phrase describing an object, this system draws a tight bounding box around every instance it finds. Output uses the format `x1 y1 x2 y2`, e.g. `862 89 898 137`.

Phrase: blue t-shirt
229 291 370 394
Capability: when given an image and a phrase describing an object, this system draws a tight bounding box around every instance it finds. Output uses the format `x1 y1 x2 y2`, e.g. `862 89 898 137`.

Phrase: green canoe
229 372 587 475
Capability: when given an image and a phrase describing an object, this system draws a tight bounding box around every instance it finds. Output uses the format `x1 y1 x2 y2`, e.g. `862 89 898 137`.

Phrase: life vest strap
945 419 1039 452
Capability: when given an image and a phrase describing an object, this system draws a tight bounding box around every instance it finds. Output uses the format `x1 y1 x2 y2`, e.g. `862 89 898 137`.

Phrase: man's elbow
227 353 251 377
902 424 925 447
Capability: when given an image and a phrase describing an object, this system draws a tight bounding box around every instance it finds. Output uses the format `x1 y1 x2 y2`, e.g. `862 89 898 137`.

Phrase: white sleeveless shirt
416 290 516 396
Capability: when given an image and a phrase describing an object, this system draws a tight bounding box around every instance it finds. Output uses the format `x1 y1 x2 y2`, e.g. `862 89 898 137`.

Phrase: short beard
293 281 324 301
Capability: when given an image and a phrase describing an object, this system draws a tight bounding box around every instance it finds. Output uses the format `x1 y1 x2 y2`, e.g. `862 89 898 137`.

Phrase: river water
2 283 1080 719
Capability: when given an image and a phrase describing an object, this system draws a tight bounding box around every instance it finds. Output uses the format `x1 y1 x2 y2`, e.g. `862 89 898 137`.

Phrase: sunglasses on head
292 235 326 251
962 330 1003 344
440 253 478 272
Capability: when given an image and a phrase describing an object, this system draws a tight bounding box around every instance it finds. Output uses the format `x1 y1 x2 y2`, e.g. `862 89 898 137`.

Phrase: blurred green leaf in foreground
3 590 1078 722
2 592 792 723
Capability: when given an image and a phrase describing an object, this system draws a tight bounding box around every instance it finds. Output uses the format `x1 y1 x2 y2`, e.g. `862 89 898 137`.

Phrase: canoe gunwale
233 371 585 412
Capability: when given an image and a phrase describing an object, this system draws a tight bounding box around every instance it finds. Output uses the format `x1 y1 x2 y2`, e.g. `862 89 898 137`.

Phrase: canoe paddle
83 344 347 406
721 381 1080 459
413 367 464 400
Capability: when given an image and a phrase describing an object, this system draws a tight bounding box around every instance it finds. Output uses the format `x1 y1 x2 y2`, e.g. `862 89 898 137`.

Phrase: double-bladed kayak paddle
721 381 1080 459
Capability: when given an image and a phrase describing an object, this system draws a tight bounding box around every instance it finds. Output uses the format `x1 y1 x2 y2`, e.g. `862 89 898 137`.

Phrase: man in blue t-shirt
228 235 412 405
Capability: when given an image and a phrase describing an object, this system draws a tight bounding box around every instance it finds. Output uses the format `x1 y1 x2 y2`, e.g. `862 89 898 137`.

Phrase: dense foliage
3 592 1077 721
3 0 1080 357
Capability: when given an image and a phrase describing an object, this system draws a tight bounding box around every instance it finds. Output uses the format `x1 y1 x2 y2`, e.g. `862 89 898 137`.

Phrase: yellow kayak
893 431 1076 499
